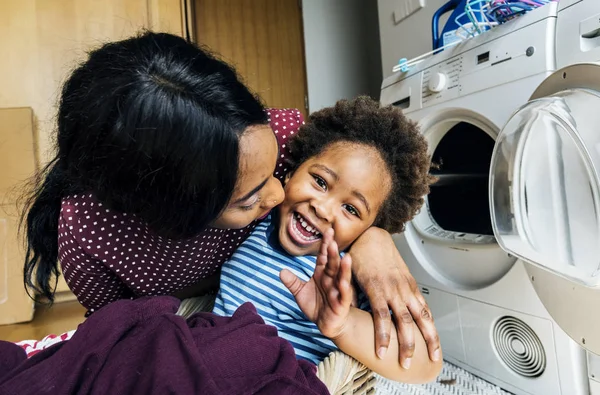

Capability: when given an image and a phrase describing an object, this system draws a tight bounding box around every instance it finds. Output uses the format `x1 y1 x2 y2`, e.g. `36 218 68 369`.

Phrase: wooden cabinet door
193 0 308 116
0 108 36 325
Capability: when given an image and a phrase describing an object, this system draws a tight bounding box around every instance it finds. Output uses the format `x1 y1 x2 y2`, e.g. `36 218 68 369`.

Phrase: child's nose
313 199 334 223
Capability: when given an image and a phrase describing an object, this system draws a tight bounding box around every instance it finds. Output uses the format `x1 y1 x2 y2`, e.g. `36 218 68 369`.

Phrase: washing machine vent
492 316 546 378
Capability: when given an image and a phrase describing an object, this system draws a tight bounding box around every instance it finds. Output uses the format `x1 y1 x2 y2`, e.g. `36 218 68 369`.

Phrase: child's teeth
291 212 322 241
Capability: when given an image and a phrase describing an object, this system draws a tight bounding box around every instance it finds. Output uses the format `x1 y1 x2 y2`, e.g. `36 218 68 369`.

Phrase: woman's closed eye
240 195 261 211
312 174 327 191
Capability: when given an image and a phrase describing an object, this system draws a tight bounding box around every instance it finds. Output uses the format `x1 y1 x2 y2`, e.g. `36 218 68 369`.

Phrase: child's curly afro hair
288 96 435 234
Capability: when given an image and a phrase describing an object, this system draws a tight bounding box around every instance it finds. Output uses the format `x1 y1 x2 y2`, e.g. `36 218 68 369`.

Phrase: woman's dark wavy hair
288 96 435 234
23 31 267 302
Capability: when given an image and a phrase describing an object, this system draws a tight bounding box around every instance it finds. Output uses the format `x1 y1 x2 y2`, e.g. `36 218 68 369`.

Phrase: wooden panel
148 0 186 36
0 204 35 325
0 108 36 325
194 0 308 116
0 108 36 199
0 1 184 310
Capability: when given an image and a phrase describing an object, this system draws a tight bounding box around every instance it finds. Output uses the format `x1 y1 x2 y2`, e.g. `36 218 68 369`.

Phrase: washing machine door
489 63 600 355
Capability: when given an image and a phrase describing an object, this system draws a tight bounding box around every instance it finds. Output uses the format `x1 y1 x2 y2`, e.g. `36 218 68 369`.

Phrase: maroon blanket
0 297 329 395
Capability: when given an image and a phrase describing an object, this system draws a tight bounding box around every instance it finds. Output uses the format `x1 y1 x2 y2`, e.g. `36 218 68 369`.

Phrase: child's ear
284 172 293 185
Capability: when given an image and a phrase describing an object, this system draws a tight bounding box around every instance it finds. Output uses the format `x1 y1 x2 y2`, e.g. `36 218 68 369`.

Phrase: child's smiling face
277 142 392 256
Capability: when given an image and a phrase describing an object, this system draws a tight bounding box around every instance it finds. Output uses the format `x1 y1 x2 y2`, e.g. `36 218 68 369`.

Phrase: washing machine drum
490 62 600 355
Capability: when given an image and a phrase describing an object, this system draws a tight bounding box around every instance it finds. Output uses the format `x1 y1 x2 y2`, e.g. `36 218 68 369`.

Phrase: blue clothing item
213 214 367 364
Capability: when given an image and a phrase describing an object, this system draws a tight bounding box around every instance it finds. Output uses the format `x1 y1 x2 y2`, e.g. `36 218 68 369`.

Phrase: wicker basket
176 296 376 394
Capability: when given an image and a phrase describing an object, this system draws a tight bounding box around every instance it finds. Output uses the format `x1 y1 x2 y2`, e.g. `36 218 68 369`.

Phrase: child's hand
280 228 353 339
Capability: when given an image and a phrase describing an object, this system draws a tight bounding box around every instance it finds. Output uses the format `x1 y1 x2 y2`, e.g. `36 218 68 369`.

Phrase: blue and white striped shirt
213 214 367 364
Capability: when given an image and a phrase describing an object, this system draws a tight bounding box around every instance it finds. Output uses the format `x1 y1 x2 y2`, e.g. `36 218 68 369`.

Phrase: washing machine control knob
428 73 447 93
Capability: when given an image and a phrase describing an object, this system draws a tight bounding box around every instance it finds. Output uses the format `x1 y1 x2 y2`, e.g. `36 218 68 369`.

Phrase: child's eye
343 204 360 217
312 175 327 190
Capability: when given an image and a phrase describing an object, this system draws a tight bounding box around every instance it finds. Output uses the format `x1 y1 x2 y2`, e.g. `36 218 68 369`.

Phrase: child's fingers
338 255 352 286
337 255 353 307
324 238 341 278
316 229 333 272
323 228 335 244
313 258 326 286
328 287 341 308
316 245 328 269
280 269 306 297
319 228 334 258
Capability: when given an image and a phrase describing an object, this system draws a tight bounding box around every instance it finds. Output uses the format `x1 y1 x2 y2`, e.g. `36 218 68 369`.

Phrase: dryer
515 1 600 393
380 2 599 394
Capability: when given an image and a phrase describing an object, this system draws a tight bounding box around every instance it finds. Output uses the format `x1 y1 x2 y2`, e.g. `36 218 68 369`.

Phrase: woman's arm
333 307 442 383
281 229 442 383
348 227 441 366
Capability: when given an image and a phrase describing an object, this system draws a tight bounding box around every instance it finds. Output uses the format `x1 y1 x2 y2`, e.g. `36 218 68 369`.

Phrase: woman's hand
348 227 441 367
280 229 353 339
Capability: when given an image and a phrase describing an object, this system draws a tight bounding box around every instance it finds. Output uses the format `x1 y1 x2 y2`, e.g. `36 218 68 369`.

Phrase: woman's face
211 125 284 229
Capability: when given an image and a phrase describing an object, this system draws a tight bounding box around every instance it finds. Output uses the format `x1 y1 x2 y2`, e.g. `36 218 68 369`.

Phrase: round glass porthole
490 89 600 286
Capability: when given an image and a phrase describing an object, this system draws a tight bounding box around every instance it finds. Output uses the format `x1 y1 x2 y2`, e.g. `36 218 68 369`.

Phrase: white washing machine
380 1 600 394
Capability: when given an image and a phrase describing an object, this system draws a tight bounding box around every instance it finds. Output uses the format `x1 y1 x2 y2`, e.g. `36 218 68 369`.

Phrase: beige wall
0 0 184 163
0 0 184 312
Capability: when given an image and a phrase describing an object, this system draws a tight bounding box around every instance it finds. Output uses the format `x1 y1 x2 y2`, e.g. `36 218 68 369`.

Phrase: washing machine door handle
489 62 600 355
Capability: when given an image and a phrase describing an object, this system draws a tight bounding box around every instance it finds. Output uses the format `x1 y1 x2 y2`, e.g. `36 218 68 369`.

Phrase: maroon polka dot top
58 109 304 314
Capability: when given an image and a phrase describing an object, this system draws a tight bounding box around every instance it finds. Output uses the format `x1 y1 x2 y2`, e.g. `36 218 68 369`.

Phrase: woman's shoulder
60 193 136 241
266 108 305 137
59 193 256 266
60 193 235 246
266 108 304 122
266 108 305 181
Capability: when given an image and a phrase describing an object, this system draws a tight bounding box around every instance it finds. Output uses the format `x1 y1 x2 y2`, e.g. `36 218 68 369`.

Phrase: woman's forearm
331 307 443 383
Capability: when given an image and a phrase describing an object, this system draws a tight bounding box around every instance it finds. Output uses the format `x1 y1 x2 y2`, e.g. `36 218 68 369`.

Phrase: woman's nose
263 177 285 209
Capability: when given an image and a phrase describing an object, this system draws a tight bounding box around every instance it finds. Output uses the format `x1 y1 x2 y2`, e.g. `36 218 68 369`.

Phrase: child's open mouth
288 212 322 246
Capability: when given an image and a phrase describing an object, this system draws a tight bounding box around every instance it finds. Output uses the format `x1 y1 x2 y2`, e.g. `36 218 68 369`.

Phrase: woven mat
375 361 513 395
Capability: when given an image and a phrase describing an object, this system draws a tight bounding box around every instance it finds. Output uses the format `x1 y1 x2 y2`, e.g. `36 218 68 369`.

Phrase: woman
22 31 440 367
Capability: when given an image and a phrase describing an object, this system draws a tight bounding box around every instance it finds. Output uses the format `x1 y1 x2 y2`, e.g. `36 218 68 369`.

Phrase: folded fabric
16 330 76 358
0 297 329 395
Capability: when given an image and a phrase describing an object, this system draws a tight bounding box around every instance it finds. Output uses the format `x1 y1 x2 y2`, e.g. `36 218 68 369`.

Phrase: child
213 96 442 383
